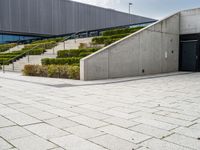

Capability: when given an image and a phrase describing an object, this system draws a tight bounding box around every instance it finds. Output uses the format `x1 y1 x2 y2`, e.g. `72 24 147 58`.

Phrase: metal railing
2 44 45 73
1 30 84 73
62 30 84 50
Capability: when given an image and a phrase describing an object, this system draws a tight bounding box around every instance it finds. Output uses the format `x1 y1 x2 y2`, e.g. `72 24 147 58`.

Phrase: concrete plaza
0 72 200 150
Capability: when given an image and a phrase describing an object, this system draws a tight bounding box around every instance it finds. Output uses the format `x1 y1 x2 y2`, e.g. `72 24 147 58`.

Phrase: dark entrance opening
180 34 200 72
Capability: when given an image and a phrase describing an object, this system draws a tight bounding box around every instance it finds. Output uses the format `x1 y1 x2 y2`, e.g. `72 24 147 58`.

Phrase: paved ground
0 72 200 150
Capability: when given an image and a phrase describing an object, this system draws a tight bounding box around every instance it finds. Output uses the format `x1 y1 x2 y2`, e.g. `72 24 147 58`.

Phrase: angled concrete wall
180 8 200 35
80 13 180 80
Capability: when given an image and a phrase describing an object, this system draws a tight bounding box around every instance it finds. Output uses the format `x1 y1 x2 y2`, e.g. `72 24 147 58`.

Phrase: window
0 34 40 44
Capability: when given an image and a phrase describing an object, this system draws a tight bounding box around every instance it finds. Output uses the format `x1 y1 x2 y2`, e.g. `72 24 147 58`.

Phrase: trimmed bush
0 54 18 58
23 65 80 79
41 57 81 65
104 38 121 46
102 26 144 36
28 48 46 55
57 48 99 58
92 37 109 45
92 34 129 45
24 41 57 50
92 27 144 46
0 43 17 52
32 37 64 44
92 36 124 45
0 58 10 65
110 33 130 39
79 52 93 57
0 41 57 65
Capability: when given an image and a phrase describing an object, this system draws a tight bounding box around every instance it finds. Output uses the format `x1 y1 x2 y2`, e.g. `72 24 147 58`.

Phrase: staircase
3 37 92 72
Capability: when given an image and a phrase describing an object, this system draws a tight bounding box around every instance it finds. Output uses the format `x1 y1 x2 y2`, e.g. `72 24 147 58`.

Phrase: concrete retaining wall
80 13 180 81
180 8 200 35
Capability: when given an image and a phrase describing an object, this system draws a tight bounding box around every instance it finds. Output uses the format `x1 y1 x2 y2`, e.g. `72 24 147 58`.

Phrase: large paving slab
0 72 200 149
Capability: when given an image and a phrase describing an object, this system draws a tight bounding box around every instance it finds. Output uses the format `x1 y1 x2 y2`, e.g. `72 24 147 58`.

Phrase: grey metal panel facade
0 0 155 36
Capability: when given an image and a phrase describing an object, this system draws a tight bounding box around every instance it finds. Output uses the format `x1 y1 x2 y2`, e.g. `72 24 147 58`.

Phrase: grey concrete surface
0 72 200 150
80 8 200 81
81 13 180 80
180 8 200 35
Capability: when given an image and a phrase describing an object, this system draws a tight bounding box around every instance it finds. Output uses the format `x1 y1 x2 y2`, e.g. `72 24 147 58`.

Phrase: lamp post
129 2 133 26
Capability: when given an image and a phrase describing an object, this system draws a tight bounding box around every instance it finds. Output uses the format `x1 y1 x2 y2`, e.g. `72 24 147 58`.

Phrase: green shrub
2 51 22 55
0 54 18 58
28 48 46 55
92 37 109 45
104 38 121 46
110 33 130 39
67 65 80 79
23 65 80 79
24 41 56 50
0 39 58 66
57 48 99 58
102 26 144 36
41 57 81 65
79 52 92 57
92 33 131 45
44 41 57 49
0 58 10 65
0 43 17 52
57 49 80 58
23 65 39 76
32 37 64 44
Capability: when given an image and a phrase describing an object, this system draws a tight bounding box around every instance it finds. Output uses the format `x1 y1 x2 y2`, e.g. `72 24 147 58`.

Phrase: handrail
62 30 84 50
63 30 85 41
2 30 84 73
2 43 45 73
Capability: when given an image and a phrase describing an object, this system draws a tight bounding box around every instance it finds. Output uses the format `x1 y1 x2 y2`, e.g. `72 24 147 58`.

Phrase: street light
129 2 133 25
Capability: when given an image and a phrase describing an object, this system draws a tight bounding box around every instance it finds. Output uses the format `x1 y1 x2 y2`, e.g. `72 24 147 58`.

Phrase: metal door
180 40 198 71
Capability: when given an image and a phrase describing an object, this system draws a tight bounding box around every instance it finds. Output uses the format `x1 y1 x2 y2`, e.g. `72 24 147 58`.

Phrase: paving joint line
0 72 193 88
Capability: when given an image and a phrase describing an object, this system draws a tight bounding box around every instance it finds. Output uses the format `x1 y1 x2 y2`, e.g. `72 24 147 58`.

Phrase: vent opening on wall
142 69 145 73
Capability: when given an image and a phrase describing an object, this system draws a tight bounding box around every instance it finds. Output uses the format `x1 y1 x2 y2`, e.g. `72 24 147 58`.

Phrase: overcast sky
73 0 200 19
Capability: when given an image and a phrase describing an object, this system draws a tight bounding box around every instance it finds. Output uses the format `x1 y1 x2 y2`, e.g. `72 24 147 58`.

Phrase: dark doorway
180 34 200 72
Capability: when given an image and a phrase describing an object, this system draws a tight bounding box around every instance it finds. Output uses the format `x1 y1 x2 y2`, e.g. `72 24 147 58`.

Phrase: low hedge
0 41 57 65
0 55 18 58
23 65 80 79
27 48 46 55
104 38 121 46
32 37 64 44
92 34 129 45
79 52 93 57
110 33 130 39
0 51 22 55
41 57 81 65
102 26 144 36
92 37 109 45
57 48 99 58
0 58 10 64
0 43 17 52
24 41 57 50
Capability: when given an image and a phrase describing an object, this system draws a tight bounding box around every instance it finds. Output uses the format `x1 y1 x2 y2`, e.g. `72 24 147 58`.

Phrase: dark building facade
0 0 155 43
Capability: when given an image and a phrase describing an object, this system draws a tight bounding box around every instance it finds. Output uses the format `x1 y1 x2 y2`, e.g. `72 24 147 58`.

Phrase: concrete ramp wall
80 13 180 80
180 8 200 34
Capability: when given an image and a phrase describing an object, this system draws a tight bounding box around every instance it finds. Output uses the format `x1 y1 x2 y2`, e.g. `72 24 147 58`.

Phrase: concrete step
4 37 92 72
2 45 24 53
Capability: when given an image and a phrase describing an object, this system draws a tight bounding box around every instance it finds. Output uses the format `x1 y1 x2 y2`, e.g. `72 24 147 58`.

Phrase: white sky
73 0 200 19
